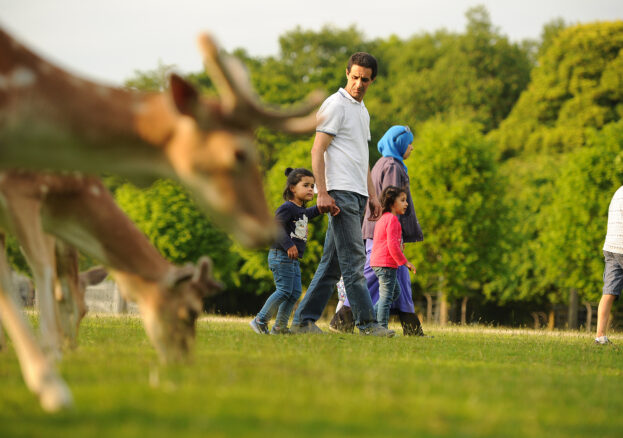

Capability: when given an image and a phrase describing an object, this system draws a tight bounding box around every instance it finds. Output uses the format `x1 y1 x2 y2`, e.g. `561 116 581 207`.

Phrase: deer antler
197 33 324 134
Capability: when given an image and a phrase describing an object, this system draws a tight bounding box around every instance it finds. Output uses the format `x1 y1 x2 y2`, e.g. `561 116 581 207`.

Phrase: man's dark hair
347 52 378 80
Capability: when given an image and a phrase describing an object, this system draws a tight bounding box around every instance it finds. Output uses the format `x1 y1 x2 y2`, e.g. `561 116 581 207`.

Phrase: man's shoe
249 318 269 334
594 336 612 345
360 324 395 337
291 321 324 334
270 325 291 335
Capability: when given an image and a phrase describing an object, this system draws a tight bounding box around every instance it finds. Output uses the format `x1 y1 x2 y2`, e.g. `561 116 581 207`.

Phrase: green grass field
0 315 621 438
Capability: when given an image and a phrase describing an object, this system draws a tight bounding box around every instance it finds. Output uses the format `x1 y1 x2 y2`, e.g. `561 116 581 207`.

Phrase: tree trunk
461 296 469 325
424 294 433 323
567 288 578 330
435 275 448 326
547 309 555 331
583 302 593 333
438 291 448 326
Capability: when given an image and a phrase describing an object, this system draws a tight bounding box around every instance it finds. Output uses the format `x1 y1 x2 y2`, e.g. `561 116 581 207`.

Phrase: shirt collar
338 88 364 106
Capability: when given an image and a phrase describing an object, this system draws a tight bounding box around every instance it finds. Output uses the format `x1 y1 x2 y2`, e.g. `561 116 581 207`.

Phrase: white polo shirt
316 88 370 197
604 185 623 254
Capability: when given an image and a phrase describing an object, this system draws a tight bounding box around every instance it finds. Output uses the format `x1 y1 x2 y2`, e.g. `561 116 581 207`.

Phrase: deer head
137 257 220 363
162 34 324 248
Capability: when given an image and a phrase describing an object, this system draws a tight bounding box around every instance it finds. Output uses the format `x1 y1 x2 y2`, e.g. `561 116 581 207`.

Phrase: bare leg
596 294 616 338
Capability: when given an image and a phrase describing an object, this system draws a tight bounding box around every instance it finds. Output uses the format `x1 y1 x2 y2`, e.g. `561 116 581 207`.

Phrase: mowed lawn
0 315 621 438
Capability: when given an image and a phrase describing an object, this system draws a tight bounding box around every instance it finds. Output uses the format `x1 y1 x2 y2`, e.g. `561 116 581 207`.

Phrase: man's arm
311 132 340 216
367 167 381 220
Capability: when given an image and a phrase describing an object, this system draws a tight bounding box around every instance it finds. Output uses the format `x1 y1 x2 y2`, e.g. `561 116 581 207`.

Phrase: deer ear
80 266 108 286
193 256 223 296
163 264 194 290
169 74 199 117
193 256 212 284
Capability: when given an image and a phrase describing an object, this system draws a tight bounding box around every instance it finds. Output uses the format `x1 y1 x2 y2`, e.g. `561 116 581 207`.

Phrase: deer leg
5 198 63 357
0 237 73 412
53 240 83 349
0 233 6 351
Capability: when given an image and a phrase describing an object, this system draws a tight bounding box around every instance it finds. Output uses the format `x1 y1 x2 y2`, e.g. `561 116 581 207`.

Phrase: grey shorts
603 250 623 299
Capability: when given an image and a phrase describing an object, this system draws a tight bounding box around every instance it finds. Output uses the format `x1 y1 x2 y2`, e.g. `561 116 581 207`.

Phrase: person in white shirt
290 52 395 337
596 185 623 344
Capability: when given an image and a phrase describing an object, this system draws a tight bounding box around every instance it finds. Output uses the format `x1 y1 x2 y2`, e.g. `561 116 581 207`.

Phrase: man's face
344 65 374 102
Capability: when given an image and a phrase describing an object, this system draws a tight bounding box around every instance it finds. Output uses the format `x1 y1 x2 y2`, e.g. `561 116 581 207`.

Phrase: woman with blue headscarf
330 125 425 335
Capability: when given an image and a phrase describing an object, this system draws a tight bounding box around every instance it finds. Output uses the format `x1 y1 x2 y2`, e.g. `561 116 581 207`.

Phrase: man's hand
317 191 338 215
405 261 416 274
368 196 382 220
287 245 299 260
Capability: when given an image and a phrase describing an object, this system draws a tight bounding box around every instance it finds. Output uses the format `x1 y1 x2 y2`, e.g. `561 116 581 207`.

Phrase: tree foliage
493 21 623 158
375 6 532 135
404 118 506 301
114 180 240 287
538 121 623 302
108 9 623 319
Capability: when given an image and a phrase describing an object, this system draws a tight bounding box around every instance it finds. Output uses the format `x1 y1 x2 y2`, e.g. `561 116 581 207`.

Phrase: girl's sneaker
270 325 291 335
249 318 269 334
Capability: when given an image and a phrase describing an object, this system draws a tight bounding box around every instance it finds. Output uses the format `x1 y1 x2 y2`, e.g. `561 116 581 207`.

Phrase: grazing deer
0 233 107 351
0 170 221 411
0 27 323 247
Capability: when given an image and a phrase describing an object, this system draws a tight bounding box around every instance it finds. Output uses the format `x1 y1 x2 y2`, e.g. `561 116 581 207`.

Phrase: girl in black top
250 168 337 334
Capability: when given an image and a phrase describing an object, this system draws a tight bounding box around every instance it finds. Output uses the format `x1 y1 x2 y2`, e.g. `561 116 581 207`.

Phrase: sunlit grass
0 315 621 438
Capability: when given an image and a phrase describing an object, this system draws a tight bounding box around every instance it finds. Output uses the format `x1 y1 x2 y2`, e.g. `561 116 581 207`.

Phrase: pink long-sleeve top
370 212 408 268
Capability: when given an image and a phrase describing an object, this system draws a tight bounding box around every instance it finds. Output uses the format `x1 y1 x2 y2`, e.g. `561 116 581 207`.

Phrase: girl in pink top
371 186 416 328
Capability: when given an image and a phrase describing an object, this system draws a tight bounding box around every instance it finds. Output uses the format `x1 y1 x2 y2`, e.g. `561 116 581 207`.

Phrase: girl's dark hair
283 167 314 202
380 185 407 213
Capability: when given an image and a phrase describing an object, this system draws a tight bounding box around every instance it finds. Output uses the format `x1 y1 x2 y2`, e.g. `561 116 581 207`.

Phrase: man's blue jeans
256 249 302 327
372 266 400 328
292 190 376 330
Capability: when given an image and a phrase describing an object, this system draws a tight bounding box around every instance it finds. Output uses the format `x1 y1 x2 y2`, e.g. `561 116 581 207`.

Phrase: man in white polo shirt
596 185 623 345
291 52 395 337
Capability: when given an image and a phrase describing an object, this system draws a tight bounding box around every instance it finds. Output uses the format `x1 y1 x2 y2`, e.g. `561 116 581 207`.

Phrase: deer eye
234 149 247 163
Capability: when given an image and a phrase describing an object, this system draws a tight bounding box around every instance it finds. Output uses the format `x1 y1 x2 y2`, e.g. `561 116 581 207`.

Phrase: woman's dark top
361 157 424 243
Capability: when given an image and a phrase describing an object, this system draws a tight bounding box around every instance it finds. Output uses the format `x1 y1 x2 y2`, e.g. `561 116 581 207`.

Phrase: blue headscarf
377 125 413 173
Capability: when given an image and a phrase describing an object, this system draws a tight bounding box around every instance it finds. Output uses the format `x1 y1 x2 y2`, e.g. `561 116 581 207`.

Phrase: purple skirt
343 239 415 313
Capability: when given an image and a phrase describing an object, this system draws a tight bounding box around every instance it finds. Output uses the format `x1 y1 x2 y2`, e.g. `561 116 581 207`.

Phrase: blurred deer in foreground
0 28 322 412
0 170 221 412
0 27 323 247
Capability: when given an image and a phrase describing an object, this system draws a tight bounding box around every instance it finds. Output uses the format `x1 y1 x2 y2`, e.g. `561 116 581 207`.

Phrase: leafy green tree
404 119 506 316
538 121 623 303
492 21 623 158
380 6 532 134
484 154 560 304
114 180 241 287
124 61 176 92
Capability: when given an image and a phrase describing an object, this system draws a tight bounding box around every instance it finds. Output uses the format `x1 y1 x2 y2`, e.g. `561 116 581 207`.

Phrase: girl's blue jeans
372 266 400 328
256 248 302 328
